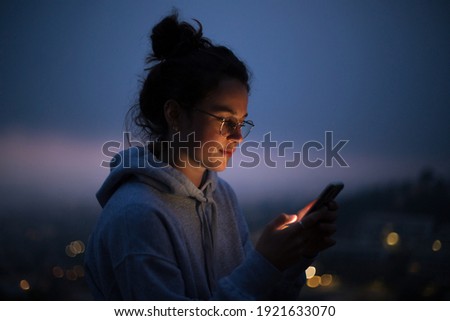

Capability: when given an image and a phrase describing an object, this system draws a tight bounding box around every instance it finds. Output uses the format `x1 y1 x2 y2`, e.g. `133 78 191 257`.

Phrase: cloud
1 127 448 214
0 129 109 209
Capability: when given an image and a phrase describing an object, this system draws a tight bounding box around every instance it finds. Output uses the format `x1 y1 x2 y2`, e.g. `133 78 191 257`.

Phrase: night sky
1 0 449 208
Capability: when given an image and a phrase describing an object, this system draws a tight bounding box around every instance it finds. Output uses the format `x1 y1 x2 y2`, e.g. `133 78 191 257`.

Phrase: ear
163 100 182 132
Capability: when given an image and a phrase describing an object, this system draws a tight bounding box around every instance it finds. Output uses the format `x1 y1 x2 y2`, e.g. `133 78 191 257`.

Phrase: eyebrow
211 105 248 118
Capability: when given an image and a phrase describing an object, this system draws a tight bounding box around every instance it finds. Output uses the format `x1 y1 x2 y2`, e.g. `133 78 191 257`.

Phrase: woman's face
178 78 249 172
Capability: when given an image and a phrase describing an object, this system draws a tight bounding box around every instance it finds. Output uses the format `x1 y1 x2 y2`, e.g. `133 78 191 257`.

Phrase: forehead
198 79 249 116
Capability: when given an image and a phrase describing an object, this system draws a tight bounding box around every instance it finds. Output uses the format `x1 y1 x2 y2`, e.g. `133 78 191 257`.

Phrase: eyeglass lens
221 121 252 138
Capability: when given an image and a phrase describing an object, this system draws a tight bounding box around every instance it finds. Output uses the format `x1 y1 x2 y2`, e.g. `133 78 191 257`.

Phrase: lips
221 149 235 157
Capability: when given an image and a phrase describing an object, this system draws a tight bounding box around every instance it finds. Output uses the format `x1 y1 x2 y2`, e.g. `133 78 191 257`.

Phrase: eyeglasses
194 108 254 139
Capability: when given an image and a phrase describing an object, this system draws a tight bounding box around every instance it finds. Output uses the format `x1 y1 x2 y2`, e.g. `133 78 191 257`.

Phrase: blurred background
1 0 449 300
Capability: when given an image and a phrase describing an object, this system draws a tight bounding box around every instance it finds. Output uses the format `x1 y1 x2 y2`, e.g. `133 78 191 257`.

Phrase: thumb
267 213 297 231
297 199 316 221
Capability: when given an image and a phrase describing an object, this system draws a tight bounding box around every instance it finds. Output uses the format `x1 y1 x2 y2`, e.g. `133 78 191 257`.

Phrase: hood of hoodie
96 146 218 208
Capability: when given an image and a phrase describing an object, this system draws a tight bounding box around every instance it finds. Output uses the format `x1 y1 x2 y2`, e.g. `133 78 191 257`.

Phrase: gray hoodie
85 146 310 300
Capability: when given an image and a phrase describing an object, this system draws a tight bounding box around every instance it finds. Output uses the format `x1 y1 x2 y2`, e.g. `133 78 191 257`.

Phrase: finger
299 207 326 228
318 223 337 235
287 234 307 250
317 210 338 223
305 237 336 252
325 201 339 211
270 213 297 231
297 200 316 221
288 219 309 236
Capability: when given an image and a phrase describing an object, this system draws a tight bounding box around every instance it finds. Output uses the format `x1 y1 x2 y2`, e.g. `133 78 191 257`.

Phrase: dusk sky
1 0 449 209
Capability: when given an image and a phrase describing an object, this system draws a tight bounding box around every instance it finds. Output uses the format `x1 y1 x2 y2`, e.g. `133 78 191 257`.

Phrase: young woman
84 13 338 300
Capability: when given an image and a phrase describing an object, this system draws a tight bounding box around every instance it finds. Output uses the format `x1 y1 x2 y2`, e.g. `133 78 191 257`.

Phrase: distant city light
65 240 86 257
307 276 321 288
52 266 64 278
305 267 335 288
65 245 76 257
70 240 85 254
432 240 442 252
320 274 333 287
65 269 77 281
19 279 30 291
386 232 399 246
305 266 316 279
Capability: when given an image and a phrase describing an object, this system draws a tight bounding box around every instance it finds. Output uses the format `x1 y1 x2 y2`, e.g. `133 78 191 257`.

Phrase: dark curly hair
128 11 251 141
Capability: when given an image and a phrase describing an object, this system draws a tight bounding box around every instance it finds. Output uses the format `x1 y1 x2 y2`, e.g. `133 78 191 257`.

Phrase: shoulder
92 181 180 260
98 180 169 231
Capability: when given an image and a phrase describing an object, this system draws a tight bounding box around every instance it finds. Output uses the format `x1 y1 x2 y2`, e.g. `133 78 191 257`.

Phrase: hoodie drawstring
196 195 218 294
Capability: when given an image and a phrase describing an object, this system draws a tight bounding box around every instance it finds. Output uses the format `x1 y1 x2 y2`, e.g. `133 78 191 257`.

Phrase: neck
175 163 207 188
152 141 206 188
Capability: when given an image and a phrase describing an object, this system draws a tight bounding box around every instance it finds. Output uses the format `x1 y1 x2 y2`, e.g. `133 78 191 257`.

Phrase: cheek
195 130 229 170
200 143 228 171
196 130 225 160
193 121 222 146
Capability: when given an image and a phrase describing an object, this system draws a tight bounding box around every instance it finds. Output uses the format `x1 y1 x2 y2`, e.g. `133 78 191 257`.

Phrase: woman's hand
295 201 338 258
255 201 338 271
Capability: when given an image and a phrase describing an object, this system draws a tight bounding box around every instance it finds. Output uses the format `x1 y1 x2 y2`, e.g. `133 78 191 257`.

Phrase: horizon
1 0 449 213
1 128 448 213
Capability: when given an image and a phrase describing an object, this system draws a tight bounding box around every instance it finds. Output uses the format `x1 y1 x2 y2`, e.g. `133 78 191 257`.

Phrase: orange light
65 269 77 281
19 279 30 291
65 245 76 257
320 274 333 286
306 276 321 288
70 240 85 255
65 240 86 257
52 266 64 278
277 215 298 230
386 232 399 246
305 266 316 279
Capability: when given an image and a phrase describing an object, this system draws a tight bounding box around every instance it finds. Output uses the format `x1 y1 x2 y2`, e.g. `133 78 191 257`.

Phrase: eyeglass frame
193 108 255 139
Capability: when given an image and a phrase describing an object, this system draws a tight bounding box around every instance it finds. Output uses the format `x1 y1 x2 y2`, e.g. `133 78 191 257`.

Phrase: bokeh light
19 279 30 291
386 232 400 246
305 266 316 279
432 240 442 252
65 240 85 257
65 269 77 281
307 276 321 288
320 274 333 287
52 266 64 278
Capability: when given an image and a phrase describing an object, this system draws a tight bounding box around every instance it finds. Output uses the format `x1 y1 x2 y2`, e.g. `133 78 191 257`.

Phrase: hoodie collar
96 146 218 207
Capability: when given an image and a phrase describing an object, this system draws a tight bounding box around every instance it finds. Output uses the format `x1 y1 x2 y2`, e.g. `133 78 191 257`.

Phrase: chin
211 165 227 172
203 157 228 172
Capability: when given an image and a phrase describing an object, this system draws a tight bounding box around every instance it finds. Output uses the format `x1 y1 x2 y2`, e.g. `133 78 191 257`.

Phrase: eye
224 119 238 131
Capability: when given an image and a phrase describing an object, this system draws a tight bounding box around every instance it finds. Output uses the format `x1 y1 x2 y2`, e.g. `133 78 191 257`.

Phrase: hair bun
149 12 211 62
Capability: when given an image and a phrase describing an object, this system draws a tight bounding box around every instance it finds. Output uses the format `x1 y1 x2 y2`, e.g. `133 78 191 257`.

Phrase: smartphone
305 183 344 215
